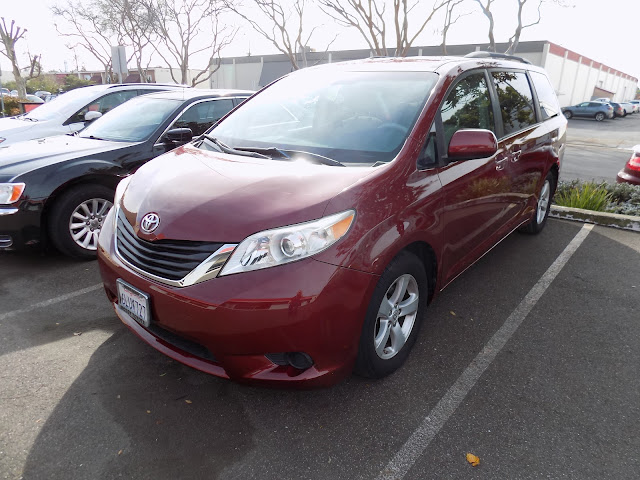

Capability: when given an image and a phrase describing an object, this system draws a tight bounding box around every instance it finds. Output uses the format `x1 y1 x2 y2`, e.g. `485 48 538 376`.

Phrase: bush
554 181 611 211
1 96 21 117
554 180 640 216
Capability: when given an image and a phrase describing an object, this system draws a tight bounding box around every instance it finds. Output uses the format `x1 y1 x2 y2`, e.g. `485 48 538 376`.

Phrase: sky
1 0 639 86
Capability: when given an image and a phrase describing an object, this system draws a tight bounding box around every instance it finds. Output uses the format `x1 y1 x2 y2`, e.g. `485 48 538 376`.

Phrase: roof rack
464 51 532 65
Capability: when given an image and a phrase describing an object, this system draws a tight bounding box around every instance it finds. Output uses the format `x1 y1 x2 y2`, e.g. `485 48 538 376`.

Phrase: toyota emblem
140 213 160 234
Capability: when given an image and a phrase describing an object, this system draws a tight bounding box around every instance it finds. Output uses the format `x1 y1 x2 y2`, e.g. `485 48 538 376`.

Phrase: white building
209 41 638 106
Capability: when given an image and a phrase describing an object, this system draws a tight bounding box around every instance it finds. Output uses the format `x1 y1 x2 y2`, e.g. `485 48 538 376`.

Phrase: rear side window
441 73 495 150
529 71 560 120
65 90 139 125
491 71 536 136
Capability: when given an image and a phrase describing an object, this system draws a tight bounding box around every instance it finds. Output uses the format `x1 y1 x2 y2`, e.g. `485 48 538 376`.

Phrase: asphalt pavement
1 218 639 479
561 112 640 183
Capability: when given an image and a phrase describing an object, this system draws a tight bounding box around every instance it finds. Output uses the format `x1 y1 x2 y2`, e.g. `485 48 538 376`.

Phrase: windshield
206 69 438 165
23 87 105 121
79 96 181 142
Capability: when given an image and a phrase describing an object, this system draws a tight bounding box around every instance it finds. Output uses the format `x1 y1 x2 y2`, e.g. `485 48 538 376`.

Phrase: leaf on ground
185 399 192 404
73 332 82 336
146 410 151 414
118 449 123 455
466 453 480 466
159 373 167 377
450 311 456 316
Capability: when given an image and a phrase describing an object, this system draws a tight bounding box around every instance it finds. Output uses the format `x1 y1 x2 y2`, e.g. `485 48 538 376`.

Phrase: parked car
97 54 567 387
593 97 611 103
630 100 640 109
0 83 190 146
0 89 252 256
562 101 613 121
620 102 637 115
0 88 9 96
610 102 625 118
33 90 51 99
616 145 640 185
10 90 18 97
24 94 45 104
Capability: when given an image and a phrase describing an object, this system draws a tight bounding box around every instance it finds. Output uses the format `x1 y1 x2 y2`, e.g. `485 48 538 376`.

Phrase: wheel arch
397 241 438 304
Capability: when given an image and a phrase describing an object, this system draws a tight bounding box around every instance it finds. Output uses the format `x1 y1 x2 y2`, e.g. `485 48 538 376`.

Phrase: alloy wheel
374 273 419 360
536 179 551 224
69 198 113 251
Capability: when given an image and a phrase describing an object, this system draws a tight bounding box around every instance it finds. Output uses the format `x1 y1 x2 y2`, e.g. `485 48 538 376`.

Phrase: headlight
113 176 132 206
0 183 25 204
219 209 355 276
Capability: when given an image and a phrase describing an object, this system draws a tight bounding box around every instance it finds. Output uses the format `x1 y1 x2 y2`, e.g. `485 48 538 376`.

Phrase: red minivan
97 54 567 387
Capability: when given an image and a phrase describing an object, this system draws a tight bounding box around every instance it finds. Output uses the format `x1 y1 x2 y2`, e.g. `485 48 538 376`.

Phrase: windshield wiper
284 150 345 167
201 134 269 159
19 116 38 122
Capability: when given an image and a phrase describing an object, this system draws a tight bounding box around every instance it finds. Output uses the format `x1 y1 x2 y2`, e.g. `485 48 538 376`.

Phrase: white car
0 83 189 147
620 102 637 115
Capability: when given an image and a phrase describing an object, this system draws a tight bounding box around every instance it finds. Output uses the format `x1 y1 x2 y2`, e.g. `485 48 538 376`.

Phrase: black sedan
0 89 252 258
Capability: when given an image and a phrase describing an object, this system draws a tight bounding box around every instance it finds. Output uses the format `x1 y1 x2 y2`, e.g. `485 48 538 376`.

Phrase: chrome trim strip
113 206 237 288
0 208 19 216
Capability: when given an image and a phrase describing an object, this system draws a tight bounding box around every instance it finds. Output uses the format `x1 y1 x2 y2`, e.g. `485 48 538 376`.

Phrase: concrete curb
550 205 640 232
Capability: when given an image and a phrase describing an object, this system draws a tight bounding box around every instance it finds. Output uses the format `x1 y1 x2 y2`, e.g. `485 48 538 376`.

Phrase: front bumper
97 217 379 388
0 199 43 249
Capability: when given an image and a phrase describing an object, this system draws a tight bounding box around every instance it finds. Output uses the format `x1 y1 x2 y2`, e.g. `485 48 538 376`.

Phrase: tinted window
441 73 495 149
529 71 560 120
173 99 235 136
66 90 140 124
492 71 536 136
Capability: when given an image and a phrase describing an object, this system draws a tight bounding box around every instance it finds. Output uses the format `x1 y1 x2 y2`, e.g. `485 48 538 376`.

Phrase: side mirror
164 128 193 144
448 129 498 161
84 111 102 122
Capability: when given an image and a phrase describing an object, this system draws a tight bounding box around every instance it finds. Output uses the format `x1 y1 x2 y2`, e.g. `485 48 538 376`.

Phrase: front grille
116 209 223 281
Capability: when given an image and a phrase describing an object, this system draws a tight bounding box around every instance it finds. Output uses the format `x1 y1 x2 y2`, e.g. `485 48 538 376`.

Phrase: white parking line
0 284 104 322
377 223 595 480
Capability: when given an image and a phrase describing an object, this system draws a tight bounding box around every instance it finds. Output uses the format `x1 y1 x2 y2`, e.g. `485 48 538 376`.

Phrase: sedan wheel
519 171 555 235
48 184 114 259
595 112 605 122
355 251 428 378
563 111 572 119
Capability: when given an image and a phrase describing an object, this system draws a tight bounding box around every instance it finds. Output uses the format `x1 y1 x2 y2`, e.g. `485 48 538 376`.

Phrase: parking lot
1 218 639 479
562 112 640 183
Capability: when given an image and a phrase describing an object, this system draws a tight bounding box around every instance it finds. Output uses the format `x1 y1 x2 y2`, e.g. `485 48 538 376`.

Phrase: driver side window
171 99 235 137
65 90 139 125
441 73 495 151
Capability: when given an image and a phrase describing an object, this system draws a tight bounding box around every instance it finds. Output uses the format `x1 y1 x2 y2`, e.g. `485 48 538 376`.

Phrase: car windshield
205 69 438 165
79 96 181 142
22 87 107 121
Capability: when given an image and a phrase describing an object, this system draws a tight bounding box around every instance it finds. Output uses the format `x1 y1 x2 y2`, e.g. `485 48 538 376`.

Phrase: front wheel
519 171 555 235
355 251 428 378
48 184 114 259
595 112 605 122
563 111 573 119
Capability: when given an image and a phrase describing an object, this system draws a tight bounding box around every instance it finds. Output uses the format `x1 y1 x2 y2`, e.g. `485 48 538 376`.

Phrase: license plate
117 279 151 327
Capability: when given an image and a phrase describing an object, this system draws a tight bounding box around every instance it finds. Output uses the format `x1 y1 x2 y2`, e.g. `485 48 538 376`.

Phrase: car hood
0 135 132 180
0 117 39 138
121 144 375 242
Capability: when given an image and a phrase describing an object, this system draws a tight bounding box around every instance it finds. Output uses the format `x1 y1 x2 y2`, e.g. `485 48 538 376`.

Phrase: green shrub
1 96 21 117
554 181 612 211
555 180 640 216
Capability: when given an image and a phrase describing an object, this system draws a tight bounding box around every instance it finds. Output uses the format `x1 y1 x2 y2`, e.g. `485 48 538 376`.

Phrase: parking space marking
0 284 104 322
377 223 594 480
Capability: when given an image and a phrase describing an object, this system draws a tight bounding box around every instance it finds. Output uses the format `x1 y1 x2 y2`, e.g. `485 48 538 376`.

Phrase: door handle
511 149 522 162
495 155 508 171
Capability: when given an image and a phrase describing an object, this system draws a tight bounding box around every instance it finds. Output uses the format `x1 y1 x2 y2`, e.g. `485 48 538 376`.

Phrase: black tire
595 112 605 122
519 171 556 235
48 184 114 259
354 251 428 378
563 111 572 119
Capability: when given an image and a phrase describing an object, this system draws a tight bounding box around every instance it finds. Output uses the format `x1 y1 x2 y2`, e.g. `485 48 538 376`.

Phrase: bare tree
100 0 157 82
318 0 449 57
142 0 235 86
229 0 332 70
474 0 496 52
505 0 542 54
440 0 469 54
52 1 120 82
0 18 41 98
